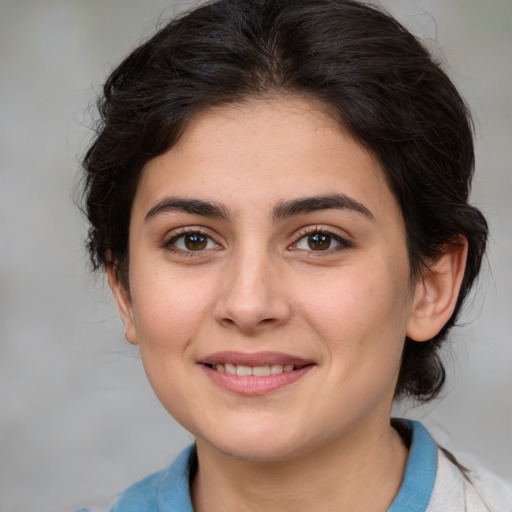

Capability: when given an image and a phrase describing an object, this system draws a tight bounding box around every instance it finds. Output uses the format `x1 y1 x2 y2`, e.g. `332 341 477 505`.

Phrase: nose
214 248 292 334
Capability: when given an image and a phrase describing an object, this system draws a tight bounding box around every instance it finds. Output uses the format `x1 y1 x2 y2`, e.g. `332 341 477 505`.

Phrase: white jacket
427 448 512 511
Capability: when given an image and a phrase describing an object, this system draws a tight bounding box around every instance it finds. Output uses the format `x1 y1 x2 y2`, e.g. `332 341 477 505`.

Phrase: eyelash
163 227 353 257
164 228 221 256
291 227 353 254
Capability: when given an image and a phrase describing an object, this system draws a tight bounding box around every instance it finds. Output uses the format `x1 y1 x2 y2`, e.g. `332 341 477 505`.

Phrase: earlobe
107 266 138 345
406 237 468 342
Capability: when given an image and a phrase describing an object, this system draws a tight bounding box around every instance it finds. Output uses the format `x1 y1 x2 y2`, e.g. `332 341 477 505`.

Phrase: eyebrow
145 197 230 221
271 194 375 221
145 193 374 222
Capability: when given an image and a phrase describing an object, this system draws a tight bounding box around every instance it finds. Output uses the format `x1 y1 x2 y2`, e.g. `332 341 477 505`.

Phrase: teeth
252 365 271 377
236 365 253 376
270 364 284 374
212 363 297 376
225 363 236 375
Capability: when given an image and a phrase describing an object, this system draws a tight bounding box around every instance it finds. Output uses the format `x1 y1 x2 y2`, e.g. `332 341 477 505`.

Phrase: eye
294 230 351 252
167 231 220 252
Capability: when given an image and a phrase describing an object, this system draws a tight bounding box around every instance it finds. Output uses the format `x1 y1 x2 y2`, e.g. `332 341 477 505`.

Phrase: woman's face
113 97 421 461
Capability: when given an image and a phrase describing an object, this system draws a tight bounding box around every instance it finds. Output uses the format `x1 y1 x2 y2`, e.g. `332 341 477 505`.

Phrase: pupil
308 233 330 250
185 233 207 250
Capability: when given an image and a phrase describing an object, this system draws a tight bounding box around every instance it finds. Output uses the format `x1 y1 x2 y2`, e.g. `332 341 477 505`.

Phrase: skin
109 96 467 511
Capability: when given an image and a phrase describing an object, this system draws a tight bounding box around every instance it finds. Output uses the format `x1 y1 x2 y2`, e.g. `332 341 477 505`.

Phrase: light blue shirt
81 420 438 512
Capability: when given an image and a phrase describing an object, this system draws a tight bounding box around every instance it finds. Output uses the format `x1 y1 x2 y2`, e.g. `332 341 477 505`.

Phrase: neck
191 420 408 512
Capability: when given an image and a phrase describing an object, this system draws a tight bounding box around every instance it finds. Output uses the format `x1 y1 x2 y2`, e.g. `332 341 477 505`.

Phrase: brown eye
184 233 208 250
167 231 219 252
307 232 332 250
293 230 351 253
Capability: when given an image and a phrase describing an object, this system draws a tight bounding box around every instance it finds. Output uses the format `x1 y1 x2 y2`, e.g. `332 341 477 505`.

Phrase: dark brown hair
81 0 488 401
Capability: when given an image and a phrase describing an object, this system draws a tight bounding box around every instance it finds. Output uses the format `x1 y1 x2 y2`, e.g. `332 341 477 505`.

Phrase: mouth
198 351 315 395
205 362 305 376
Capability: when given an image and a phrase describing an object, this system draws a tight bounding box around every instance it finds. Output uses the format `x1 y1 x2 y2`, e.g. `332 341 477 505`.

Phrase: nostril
219 315 281 332
214 291 292 332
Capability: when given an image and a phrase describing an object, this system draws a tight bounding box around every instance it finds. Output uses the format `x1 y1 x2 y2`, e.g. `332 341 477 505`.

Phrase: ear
406 237 468 342
107 265 138 345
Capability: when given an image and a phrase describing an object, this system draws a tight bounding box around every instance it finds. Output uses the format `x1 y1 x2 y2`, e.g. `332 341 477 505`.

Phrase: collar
114 419 437 511
387 419 437 511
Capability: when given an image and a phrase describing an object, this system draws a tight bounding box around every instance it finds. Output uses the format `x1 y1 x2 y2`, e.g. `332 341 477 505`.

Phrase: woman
79 0 511 510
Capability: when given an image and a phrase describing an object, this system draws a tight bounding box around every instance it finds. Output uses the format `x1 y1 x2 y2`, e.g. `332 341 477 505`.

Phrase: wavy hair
81 0 488 401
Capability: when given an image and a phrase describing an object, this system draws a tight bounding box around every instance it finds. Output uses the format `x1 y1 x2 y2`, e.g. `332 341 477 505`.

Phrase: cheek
129 271 213 419
130 266 214 352
294 261 412 355
300 270 410 409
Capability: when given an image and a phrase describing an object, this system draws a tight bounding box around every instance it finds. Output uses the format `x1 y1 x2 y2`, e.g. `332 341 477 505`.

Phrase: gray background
0 1 511 511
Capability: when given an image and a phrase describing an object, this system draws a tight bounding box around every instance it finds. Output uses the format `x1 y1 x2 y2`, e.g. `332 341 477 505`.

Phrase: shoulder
427 447 512 512
112 445 195 512
71 469 166 512
392 420 512 512
110 468 166 512
85 445 197 512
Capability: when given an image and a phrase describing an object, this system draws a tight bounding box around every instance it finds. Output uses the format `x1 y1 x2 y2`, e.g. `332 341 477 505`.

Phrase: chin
209 438 302 463
195 421 318 463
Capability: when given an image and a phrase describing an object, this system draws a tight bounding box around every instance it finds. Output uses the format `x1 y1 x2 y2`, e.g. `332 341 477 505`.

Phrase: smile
199 352 315 395
209 363 296 376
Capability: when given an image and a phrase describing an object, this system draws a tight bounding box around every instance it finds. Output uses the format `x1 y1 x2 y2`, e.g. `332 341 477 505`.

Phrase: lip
198 351 315 396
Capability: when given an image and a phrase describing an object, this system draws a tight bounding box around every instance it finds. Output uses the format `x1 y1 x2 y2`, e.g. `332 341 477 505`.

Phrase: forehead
134 96 401 227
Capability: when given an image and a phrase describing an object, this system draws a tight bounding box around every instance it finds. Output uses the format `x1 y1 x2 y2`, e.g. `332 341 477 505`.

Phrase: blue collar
113 419 437 512
387 420 437 511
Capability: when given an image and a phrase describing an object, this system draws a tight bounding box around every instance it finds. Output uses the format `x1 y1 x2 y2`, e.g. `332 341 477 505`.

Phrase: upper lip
198 351 313 367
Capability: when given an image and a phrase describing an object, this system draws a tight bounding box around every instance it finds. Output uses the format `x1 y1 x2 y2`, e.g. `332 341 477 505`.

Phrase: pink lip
198 351 315 396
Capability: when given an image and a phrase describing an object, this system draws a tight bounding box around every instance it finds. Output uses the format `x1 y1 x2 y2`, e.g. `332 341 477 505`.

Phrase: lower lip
201 365 314 395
